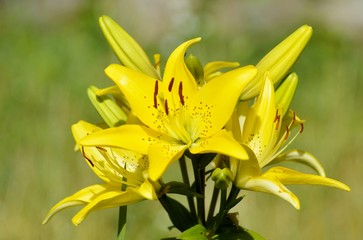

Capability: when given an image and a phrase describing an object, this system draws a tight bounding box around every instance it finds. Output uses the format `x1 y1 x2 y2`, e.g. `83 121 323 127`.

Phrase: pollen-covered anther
178 81 185 105
285 125 290 140
292 111 296 125
153 80 159 109
299 123 304 133
274 110 281 130
168 77 175 92
81 146 94 167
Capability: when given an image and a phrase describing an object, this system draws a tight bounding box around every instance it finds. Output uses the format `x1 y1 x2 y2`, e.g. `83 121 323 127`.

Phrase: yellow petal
148 141 188 181
232 146 262 182
241 25 312 100
42 184 113 224
99 15 160 79
190 129 248 160
268 150 326 176
264 167 351 191
72 120 102 146
128 180 159 200
238 176 300 209
80 124 164 154
72 189 145 225
105 64 168 134
242 76 276 159
162 38 200 110
190 65 257 137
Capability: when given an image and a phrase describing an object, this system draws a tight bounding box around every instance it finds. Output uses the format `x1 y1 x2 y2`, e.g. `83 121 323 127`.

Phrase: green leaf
177 224 208 240
161 181 203 198
159 195 197 232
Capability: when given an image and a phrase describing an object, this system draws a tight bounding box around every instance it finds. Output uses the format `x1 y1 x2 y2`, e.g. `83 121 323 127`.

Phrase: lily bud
185 53 204 85
211 168 234 190
275 72 298 117
203 61 240 81
241 25 312 100
87 85 127 127
99 15 160 79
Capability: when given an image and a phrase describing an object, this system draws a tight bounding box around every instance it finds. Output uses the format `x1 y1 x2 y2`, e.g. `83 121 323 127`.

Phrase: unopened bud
211 168 233 190
87 85 127 127
185 53 204 85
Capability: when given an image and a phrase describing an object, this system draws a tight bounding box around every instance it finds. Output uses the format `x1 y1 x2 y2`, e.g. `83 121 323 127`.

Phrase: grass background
1 0 362 239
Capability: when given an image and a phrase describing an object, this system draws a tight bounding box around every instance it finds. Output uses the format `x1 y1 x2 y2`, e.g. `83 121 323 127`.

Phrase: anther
178 81 185 105
168 77 175 92
292 112 296 125
81 146 94 167
285 126 290 140
153 80 159 109
299 123 304 133
164 99 169 115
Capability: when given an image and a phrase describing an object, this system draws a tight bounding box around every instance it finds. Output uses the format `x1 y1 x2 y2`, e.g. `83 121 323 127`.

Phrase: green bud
99 15 160 79
87 85 127 127
241 25 312 100
185 53 204 85
275 72 298 117
211 168 234 190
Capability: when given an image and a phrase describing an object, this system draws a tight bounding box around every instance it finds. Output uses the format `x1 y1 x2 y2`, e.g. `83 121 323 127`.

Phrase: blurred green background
1 0 362 239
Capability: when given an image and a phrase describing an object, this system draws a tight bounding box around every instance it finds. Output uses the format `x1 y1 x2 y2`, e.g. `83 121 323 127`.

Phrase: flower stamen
153 80 159 109
168 77 175 92
81 146 94 167
178 81 185 105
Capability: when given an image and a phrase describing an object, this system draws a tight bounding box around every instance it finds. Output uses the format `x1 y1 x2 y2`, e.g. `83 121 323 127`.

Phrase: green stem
207 186 220 224
209 185 240 235
179 156 197 220
117 206 127 240
191 154 206 225
117 174 128 240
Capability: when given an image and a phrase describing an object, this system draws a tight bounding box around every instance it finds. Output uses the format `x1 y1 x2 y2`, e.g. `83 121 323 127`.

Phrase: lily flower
43 121 160 225
230 75 350 208
241 25 313 100
80 38 257 181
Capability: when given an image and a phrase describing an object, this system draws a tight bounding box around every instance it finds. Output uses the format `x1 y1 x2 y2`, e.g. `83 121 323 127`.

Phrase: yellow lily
43 121 160 225
231 75 350 209
81 38 257 181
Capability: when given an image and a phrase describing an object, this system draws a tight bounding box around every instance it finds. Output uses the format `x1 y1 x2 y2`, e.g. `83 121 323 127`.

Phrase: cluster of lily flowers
43 16 350 239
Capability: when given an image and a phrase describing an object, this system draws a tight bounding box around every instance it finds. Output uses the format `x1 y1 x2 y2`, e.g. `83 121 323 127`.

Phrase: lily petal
42 184 114 224
148 142 188 181
268 150 326 176
190 129 248 160
72 188 145 225
80 124 167 154
240 176 300 209
264 167 351 191
105 64 168 134
190 65 257 137
163 38 200 109
242 76 276 160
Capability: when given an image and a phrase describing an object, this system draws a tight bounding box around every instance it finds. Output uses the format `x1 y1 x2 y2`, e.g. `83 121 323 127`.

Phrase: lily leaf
162 181 203 198
159 195 197 232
